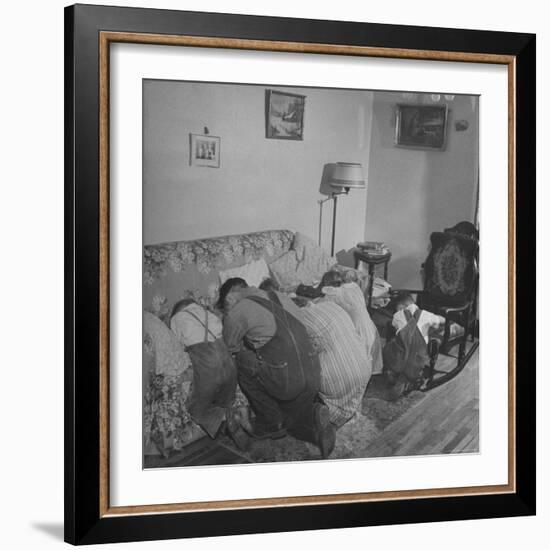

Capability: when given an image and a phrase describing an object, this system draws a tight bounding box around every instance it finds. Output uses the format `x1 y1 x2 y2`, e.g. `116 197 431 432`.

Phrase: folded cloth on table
371 276 392 308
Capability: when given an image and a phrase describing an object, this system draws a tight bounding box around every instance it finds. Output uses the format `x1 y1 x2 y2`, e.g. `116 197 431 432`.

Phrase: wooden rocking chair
391 227 479 390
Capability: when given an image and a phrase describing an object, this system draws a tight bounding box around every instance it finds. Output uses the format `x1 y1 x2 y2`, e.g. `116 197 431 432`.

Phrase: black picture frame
265 89 306 140
65 3 536 545
395 103 448 150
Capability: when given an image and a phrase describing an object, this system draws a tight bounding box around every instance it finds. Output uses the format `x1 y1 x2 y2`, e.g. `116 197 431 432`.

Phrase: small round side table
353 248 392 309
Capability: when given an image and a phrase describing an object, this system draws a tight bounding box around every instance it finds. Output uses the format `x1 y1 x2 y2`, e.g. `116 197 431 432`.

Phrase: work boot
224 413 251 451
244 418 287 440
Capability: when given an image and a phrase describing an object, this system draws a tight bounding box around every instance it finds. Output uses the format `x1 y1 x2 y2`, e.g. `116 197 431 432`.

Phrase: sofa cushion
143 311 190 376
292 232 337 285
219 257 270 288
268 250 301 288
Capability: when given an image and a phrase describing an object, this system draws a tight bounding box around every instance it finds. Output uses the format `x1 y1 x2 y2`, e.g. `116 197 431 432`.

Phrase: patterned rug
234 374 429 464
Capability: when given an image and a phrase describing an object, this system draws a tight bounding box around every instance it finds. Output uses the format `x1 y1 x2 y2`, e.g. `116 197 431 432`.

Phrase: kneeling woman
301 301 372 427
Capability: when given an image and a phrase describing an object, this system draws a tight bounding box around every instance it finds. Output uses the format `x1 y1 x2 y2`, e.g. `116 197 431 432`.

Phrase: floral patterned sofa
143 229 369 457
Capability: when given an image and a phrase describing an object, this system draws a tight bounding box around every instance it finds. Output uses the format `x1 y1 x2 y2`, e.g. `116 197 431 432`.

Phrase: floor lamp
321 162 366 256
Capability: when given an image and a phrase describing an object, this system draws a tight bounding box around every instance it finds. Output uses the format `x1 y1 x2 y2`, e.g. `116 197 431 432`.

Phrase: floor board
363 347 479 457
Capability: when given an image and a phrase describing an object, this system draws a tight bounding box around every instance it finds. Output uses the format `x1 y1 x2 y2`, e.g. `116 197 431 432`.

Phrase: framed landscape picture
265 89 305 139
395 104 448 149
65 3 535 545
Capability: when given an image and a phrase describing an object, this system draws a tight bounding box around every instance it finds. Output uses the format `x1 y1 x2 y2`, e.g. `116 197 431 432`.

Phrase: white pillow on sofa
268 250 301 288
219 257 270 288
143 311 190 376
292 232 337 285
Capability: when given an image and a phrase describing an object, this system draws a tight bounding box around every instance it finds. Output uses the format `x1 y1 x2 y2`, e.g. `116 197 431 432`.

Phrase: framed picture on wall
189 133 220 167
265 89 306 139
65 4 535 546
395 103 448 149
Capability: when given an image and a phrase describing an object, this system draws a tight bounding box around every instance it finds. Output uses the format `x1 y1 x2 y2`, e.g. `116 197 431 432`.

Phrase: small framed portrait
265 89 305 140
395 103 448 150
189 133 220 167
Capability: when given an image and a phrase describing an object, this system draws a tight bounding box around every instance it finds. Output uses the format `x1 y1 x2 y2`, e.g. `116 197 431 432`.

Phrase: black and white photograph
189 133 220 167
395 103 448 149
265 89 305 139
142 79 480 469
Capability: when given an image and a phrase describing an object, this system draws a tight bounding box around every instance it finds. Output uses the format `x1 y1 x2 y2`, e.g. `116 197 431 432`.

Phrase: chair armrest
440 304 469 314
390 288 426 296
427 338 440 357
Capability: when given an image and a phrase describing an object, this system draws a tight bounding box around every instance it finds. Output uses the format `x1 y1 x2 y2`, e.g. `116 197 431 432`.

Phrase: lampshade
330 162 366 190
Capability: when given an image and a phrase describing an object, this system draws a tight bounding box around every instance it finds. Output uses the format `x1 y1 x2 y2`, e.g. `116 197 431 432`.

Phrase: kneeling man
219 278 335 458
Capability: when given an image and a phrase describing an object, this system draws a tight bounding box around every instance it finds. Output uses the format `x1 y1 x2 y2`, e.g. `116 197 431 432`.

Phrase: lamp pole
323 162 365 256
330 187 350 257
331 193 338 257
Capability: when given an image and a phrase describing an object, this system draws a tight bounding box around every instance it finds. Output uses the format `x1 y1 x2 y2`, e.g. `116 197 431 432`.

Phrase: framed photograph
395 103 448 149
65 4 535 545
265 89 305 139
189 133 220 167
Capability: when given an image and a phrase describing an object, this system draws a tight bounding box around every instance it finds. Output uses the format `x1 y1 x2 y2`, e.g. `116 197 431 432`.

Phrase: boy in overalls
383 294 441 399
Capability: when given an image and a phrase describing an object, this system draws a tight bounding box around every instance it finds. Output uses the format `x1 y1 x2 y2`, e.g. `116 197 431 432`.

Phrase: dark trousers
236 348 319 444
187 339 237 437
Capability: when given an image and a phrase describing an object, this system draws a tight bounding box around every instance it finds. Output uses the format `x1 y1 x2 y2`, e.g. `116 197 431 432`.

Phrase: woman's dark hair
217 277 248 310
170 298 196 320
258 277 279 292
320 270 343 288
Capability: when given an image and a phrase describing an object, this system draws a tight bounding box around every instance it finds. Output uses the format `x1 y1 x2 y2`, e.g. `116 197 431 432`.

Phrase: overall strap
183 309 218 341
246 294 291 330
246 296 306 377
267 290 282 307
246 294 277 311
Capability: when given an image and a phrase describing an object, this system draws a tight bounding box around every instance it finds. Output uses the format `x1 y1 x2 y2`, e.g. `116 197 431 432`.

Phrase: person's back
170 302 223 348
223 287 302 352
244 290 320 400
168 300 237 439
383 305 433 399
301 301 371 427
321 281 383 374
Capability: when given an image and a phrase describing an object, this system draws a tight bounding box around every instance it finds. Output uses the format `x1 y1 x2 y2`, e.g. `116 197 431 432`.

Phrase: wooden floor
363 346 479 457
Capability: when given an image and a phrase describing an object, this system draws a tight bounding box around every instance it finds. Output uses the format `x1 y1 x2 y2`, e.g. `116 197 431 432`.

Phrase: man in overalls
219 278 336 459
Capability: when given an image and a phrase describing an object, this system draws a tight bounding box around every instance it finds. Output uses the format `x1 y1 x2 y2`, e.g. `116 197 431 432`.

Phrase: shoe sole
249 428 287 440
242 423 287 440
226 421 251 451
